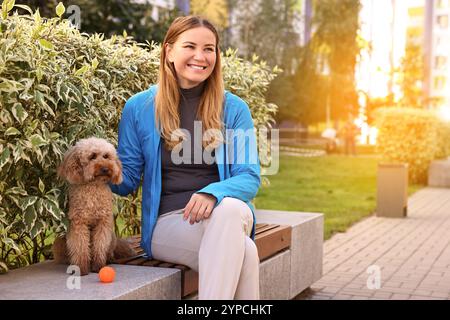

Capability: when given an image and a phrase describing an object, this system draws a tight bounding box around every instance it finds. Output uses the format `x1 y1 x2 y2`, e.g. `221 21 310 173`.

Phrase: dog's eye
89 153 97 160
103 154 109 159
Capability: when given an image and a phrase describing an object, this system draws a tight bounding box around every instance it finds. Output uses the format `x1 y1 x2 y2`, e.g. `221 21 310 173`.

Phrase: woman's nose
193 49 206 61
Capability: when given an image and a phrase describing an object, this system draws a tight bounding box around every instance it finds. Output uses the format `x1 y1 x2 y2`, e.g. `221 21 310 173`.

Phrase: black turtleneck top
158 82 220 216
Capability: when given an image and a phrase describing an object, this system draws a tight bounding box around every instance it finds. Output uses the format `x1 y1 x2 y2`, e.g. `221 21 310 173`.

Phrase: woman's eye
89 153 97 160
184 45 194 49
206 48 215 52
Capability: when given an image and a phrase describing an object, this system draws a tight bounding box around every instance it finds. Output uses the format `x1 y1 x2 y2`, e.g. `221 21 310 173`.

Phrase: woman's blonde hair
155 15 224 150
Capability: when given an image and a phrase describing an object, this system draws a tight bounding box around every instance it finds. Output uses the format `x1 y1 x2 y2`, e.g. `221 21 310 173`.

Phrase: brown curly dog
52 137 135 275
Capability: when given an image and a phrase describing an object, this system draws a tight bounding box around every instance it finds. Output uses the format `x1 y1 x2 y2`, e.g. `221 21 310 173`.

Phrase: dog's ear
58 146 84 184
111 157 123 185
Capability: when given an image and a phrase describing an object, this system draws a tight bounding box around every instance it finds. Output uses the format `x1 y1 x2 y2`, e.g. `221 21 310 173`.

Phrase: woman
111 15 261 300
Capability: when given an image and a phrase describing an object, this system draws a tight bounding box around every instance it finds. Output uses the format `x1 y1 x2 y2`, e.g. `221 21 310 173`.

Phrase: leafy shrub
435 120 450 160
0 2 279 271
375 107 450 183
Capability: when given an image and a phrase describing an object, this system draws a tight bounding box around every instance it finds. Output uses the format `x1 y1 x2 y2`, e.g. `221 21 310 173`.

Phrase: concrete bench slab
0 260 180 300
255 210 323 299
259 249 291 300
428 159 450 188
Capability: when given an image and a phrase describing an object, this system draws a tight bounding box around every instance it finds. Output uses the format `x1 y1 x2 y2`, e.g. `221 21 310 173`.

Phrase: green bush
435 120 450 159
0 2 279 271
375 107 450 184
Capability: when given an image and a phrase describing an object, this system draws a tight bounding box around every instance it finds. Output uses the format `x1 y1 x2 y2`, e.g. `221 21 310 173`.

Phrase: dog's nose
100 167 110 175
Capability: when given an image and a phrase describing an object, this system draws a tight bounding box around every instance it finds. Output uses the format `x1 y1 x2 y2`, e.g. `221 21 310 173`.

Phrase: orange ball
98 266 115 283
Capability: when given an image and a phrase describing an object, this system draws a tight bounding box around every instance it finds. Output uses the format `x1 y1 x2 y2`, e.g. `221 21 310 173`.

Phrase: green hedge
375 107 450 184
435 119 450 159
0 2 279 272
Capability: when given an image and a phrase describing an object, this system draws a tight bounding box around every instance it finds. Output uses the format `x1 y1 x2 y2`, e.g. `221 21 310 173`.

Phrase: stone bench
0 210 323 300
428 159 450 188
116 222 293 298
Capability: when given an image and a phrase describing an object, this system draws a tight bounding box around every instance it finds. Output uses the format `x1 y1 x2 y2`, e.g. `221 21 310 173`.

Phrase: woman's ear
58 146 84 185
165 43 174 63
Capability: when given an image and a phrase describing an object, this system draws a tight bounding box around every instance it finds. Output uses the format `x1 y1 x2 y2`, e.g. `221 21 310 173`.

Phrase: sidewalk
297 187 450 300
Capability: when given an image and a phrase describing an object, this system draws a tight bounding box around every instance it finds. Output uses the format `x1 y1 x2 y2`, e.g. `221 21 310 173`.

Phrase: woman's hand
183 193 217 224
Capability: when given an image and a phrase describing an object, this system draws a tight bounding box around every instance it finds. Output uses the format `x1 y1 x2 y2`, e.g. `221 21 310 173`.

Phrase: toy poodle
52 137 135 275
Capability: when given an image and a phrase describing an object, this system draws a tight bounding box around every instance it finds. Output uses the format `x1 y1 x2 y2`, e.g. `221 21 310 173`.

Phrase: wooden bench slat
174 265 189 271
142 259 163 267
114 254 145 264
126 257 149 266
255 225 291 261
183 269 199 297
158 262 176 268
255 224 279 235
116 223 291 297
255 223 268 231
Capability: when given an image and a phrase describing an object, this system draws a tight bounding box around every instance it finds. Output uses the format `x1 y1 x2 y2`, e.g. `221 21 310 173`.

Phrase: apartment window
435 56 448 70
437 0 449 8
437 15 449 28
434 76 447 90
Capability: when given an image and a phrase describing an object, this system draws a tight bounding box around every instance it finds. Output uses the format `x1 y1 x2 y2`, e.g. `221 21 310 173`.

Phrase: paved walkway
297 187 450 300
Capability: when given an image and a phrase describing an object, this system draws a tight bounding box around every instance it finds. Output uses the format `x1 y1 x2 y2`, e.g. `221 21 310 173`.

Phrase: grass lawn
254 154 424 240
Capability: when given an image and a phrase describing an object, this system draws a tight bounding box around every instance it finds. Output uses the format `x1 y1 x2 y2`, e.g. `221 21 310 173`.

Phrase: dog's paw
91 263 105 274
80 264 89 276
79 267 90 276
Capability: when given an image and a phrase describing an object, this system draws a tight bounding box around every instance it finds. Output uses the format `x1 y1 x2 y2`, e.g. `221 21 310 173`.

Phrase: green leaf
0 261 8 274
0 147 10 169
38 39 54 50
36 198 43 215
74 65 89 76
91 57 99 70
34 90 44 106
23 204 37 232
30 134 47 148
11 102 28 124
30 220 45 239
38 179 45 194
0 79 25 93
34 8 41 25
13 4 33 15
3 0 14 12
2 0 14 19
55 2 65 17
5 127 20 136
36 67 43 82
5 187 27 196
34 91 55 117
43 199 61 221
19 196 38 211
3 238 21 253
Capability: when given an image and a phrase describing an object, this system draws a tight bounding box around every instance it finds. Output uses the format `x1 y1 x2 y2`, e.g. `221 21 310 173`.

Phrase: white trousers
151 197 260 300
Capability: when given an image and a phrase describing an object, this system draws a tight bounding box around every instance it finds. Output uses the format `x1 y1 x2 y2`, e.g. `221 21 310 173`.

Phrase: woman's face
166 27 217 89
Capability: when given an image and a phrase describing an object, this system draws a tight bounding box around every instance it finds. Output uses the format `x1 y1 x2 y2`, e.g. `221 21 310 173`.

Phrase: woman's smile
187 63 208 71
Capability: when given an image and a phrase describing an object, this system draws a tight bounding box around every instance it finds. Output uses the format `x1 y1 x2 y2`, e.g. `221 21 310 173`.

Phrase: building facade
425 0 450 114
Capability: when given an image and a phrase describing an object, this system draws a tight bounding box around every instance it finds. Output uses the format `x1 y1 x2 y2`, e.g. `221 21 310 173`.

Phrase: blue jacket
111 85 261 258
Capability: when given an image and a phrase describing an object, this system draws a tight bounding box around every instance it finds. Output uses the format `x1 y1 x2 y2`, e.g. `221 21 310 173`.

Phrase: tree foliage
190 0 229 31
227 0 299 69
397 42 425 108
309 0 361 121
273 0 361 125
16 0 181 43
